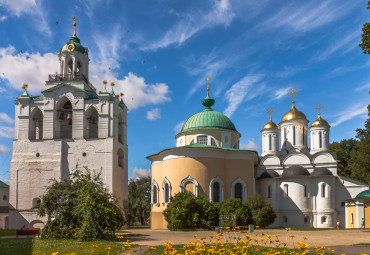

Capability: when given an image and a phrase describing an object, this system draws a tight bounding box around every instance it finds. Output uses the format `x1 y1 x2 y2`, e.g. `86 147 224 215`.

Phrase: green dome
355 189 370 199
180 108 237 133
61 36 86 54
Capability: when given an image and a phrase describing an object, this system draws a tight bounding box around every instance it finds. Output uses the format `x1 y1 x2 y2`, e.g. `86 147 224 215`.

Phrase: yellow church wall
347 205 357 228
365 199 370 228
149 149 256 229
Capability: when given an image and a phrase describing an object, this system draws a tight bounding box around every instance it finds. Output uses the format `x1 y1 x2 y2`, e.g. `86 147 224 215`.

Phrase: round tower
279 87 309 152
310 103 330 153
261 107 280 156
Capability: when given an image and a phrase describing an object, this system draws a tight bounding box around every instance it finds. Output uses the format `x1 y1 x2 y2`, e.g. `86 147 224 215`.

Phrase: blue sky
0 0 369 183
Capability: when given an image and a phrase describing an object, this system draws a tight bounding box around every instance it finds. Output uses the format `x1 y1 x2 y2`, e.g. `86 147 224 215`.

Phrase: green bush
218 198 251 227
38 168 125 240
246 194 276 228
163 191 218 230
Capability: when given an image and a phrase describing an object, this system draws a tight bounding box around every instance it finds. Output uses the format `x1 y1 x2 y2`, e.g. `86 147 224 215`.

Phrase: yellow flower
105 247 111 251
289 234 296 238
126 239 132 243
285 227 291 231
92 244 98 249
52 253 58 255
255 225 260 229
147 246 156 250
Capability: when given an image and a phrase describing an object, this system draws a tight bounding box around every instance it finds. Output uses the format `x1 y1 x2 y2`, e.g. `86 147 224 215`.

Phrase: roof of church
0 180 9 188
311 168 333 176
355 189 370 199
281 104 308 123
310 114 330 128
282 165 310 177
178 90 237 136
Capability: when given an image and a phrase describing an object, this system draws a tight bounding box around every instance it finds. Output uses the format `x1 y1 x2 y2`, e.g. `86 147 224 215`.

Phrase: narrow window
303 127 305 145
319 132 322 148
213 182 220 202
269 134 272 151
284 184 288 197
190 139 195 145
293 126 296 145
267 185 271 199
351 213 354 224
235 183 243 200
164 183 170 203
283 128 286 146
118 149 124 167
153 185 158 204
304 216 310 223
197 135 207 145
283 216 287 223
3 195 7 200
321 183 326 198
304 185 307 197
211 138 217 147
321 216 327 224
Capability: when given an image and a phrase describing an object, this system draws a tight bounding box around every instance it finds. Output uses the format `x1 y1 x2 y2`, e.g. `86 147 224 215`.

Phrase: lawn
0 229 16 236
0 238 128 255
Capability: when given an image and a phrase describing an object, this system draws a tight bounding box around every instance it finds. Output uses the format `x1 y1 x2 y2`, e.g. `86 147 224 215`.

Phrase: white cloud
0 112 14 124
142 0 235 51
0 126 14 138
355 83 370 92
130 168 151 180
0 46 58 93
0 15 6 22
223 74 264 117
274 86 291 100
147 108 161 121
240 139 261 151
0 144 10 154
330 103 368 127
276 66 305 79
174 121 185 133
1 178 9 184
263 0 353 33
0 0 36 16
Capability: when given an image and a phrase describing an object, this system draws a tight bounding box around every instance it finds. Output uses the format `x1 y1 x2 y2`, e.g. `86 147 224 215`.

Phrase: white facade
0 182 9 229
258 102 369 228
9 33 128 229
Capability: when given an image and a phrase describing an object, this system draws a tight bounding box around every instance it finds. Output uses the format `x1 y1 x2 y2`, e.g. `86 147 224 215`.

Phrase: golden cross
111 82 115 87
315 103 324 116
120 92 124 98
206 77 211 92
72 17 78 36
22 83 28 90
288 87 298 102
267 107 274 121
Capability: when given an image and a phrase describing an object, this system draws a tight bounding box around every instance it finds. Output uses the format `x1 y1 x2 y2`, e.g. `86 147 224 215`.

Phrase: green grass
0 238 130 255
0 229 16 236
355 243 370 246
128 225 150 229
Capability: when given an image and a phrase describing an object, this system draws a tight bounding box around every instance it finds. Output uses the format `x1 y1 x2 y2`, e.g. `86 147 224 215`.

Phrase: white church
8 19 128 229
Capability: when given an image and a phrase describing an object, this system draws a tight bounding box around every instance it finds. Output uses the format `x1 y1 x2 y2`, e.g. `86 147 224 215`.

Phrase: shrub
38 168 125 240
246 194 276 227
219 198 251 227
163 191 218 230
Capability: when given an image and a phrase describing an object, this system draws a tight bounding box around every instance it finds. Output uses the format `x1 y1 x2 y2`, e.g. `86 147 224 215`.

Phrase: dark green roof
355 189 370 199
0 180 9 188
61 36 86 54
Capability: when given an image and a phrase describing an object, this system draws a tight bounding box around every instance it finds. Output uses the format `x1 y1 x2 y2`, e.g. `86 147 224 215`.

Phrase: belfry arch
55 97 73 139
29 107 43 140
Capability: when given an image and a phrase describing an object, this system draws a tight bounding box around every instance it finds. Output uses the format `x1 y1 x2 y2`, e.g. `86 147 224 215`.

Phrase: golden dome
281 103 308 122
262 120 279 130
310 115 330 128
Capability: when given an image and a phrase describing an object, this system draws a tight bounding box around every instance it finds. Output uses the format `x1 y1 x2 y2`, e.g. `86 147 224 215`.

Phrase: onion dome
262 107 279 130
282 165 310 177
178 78 237 135
61 17 86 54
310 104 330 128
281 87 308 122
311 168 333 176
355 189 370 199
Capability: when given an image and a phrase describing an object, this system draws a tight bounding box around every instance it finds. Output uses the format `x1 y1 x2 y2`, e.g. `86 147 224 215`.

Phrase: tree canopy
359 1 370 54
38 169 125 240
128 176 151 226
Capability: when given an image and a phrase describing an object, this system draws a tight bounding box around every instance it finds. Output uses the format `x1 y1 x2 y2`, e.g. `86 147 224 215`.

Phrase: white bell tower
310 103 330 153
261 107 280 156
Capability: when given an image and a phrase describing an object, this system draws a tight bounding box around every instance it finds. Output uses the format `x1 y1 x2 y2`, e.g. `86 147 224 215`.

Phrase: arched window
209 177 224 202
85 106 98 139
267 185 272 199
197 135 207 144
213 182 220 202
117 149 124 167
283 216 287 223
304 185 308 197
151 181 159 204
233 140 240 149
319 132 322 148
162 177 171 204
67 59 73 74
76 60 81 74
350 213 354 224
321 183 326 198
3 195 7 200
32 198 41 208
268 134 272 150
231 178 247 201
293 126 296 145
118 114 123 144
56 99 72 139
211 138 217 146
302 127 305 146
180 175 199 197
283 128 287 147
29 107 43 140
284 184 289 197
189 135 219 147
304 216 310 223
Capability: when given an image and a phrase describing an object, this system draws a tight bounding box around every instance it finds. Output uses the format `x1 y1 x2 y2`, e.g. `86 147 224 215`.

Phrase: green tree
163 191 218 230
359 1 370 54
218 198 251 227
245 194 276 228
38 169 125 240
128 176 151 225
329 138 358 177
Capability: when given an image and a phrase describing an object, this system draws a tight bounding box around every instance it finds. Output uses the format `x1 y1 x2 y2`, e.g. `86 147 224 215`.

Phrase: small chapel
8 19 128 229
148 80 369 229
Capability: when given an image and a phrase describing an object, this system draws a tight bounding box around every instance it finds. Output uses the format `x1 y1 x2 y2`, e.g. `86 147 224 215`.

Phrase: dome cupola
310 103 330 153
261 107 280 156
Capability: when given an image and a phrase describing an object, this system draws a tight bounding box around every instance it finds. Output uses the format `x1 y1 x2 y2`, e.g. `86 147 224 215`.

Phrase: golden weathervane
206 77 211 92
315 103 324 117
22 83 28 91
72 17 78 37
288 87 298 103
111 82 115 87
267 107 275 121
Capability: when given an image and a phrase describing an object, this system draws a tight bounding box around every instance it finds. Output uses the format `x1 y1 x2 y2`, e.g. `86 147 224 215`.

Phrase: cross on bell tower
267 107 275 122
315 103 324 117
